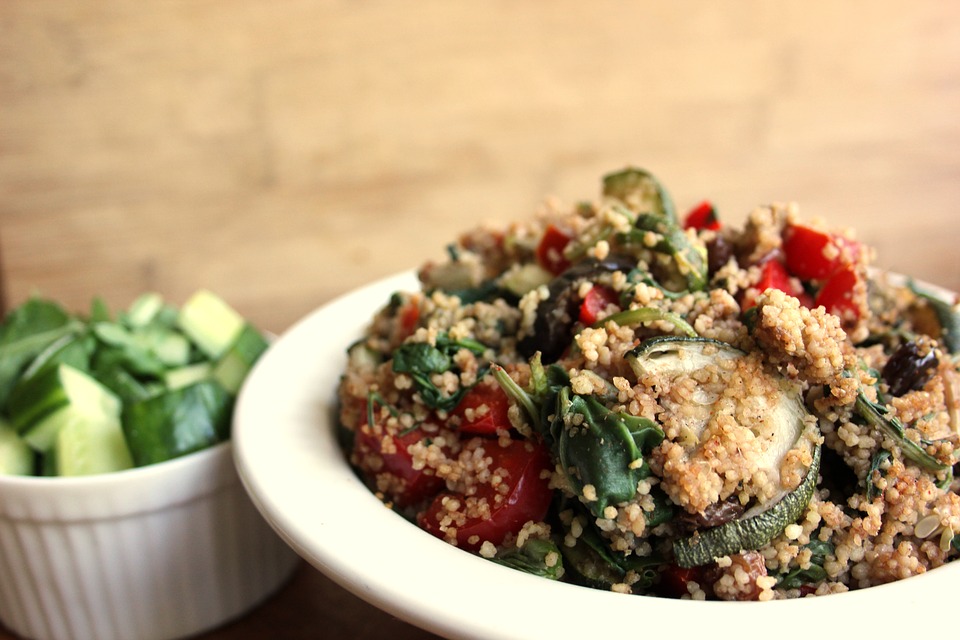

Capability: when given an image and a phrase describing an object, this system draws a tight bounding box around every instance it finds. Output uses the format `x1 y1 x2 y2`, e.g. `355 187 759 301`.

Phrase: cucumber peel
213 323 269 394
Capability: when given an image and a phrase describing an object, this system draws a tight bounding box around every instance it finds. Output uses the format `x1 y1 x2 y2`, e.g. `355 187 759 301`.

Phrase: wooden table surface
1 2 959 639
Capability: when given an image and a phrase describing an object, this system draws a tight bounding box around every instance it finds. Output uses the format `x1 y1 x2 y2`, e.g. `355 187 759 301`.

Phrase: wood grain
1 2 959 639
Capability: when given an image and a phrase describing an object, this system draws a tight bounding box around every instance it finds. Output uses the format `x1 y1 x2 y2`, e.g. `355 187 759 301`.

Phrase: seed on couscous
337 167 960 601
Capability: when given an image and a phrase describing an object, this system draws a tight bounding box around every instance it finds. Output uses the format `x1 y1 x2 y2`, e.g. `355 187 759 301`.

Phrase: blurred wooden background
0 2 959 639
2 1 959 335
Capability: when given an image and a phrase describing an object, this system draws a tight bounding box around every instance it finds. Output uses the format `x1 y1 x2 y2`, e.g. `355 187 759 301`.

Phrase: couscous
336 168 960 600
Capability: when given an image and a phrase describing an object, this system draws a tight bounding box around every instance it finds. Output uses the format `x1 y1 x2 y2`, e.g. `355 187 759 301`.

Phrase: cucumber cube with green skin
0 419 34 476
177 289 245 359
164 362 213 390
53 412 133 476
8 363 123 453
122 380 233 466
213 323 269 394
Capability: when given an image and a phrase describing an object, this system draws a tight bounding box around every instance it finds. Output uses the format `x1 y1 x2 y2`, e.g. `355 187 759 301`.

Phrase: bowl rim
0 441 237 521
0 440 230 488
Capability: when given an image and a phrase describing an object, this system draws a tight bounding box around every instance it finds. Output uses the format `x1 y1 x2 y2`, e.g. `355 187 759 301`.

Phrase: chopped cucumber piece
213 323 269 394
122 381 232 466
53 412 133 476
177 289 245 359
0 419 34 476
164 362 212 390
8 364 123 452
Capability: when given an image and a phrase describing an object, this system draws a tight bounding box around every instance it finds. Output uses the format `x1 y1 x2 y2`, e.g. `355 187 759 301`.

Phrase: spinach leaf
865 449 892 501
560 514 662 591
489 539 564 580
618 213 708 292
777 539 834 589
643 486 676 528
391 333 488 412
0 298 82 410
557 390 664 518
854 390 948 472
494 354 665 519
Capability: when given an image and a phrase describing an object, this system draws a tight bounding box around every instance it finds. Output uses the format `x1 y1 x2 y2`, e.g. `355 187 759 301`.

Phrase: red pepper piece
814 265 861 320
417 439 553 551
782 224 861 281
578 285 619 325
353 415 445 508
398 299 420 340
743 259 813 310
658 563 707 599
535 224 573 275
683 200 721 231
450 384 513 437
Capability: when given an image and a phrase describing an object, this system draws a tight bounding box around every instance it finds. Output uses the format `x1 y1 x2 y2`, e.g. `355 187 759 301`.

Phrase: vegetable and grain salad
337 168 960 600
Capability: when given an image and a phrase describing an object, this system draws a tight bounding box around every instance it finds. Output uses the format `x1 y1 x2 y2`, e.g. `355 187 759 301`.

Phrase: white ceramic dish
233 270 959 640
0 441 300 640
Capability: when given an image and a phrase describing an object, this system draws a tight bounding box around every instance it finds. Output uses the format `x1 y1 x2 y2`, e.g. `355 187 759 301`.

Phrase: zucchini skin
672 443 821 568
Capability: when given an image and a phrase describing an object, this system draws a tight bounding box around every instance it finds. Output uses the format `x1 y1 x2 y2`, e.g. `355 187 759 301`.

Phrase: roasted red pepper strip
658 563 707 599
417 438 553 551
353 413 445 508
814 265 861 320
398 299 420 340
683 200 721 231
450 383 513 437
743 259 813 310
578 285 619 325
782 223 861 281
535 224 573 275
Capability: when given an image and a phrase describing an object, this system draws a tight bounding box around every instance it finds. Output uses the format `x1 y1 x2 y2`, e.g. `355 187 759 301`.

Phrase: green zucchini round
672 442 821 568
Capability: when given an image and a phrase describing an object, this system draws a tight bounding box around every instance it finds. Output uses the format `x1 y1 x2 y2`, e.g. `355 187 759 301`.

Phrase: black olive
881 339 939 397
517 256 637 363
706 235 734 277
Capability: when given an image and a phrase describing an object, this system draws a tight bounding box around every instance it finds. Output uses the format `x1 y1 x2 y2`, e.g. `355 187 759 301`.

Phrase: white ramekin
0 442 300 640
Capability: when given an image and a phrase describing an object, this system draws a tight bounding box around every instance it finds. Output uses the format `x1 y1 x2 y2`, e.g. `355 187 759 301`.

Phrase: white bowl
0 441 300 640
233 270 960 640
